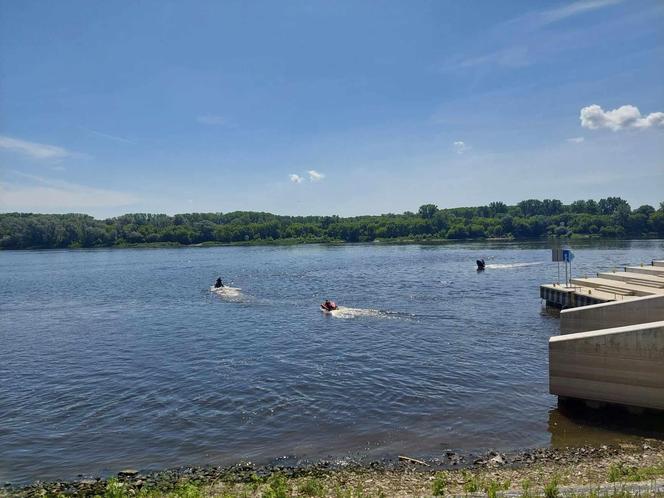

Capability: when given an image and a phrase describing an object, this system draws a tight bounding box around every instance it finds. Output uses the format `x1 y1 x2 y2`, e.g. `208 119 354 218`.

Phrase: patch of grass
171 483 202 498
484 477 510 498
248 473 264 491
520 478 533 498
104 478 128 498
332 484 383 498
431 471 449 496
608 462 664 483
333 485 350 498
133 481 205 498
135 487 164 498
461 470 482 493
299 477 326 497
544 476 560 498
263 473 290 498
608 463 627 483
208 483 256 498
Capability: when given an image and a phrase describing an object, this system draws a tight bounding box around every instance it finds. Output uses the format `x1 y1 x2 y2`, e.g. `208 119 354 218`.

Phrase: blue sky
1 0 662 217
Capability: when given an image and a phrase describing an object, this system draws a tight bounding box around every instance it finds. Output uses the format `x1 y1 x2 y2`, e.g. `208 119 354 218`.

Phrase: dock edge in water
544 259 664 412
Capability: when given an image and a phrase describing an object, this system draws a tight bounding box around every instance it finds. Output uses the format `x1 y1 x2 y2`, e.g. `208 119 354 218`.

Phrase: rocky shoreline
4 438 664 497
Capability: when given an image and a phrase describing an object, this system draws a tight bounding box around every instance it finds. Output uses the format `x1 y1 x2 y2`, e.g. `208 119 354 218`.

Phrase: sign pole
565 260 568 287
552 247 564 284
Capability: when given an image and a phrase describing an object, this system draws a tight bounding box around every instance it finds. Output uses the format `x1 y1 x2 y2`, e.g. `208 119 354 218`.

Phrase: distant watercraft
320 300 338 312
476 259 486 271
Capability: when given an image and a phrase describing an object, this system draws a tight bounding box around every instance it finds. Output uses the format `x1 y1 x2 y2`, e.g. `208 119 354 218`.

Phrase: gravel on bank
3 439 664 497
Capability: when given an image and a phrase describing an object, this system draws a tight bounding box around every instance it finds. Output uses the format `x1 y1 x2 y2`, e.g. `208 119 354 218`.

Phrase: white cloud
0 174 139 210
307 170 325 182
289 174 304 184
88 129 135 144
0 135 71 160
567 137 585 143
532 0 622 25
453 141 470 154
580 104 664 131
197 115 228 125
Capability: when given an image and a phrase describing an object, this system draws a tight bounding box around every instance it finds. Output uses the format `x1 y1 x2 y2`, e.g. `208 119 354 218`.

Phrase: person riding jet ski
214 277 224 288
321 299 338 311
476 259 486 271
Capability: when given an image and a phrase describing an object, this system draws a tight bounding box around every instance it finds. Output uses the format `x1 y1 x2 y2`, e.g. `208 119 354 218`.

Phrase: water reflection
539 306 560 320
548 401 664 448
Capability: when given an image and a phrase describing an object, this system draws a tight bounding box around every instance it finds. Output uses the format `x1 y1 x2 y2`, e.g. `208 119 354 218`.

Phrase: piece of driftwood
398 455 430 466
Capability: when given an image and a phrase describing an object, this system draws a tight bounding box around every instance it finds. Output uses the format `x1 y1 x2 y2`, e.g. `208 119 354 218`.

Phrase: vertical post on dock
552 247 564 285
561 248 574 288
565 260 568 287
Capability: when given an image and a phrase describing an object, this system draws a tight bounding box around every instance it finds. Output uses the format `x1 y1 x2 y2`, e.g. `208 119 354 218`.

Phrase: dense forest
1 197 663 249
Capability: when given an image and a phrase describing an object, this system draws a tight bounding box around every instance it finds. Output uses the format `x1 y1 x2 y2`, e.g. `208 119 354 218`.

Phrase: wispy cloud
443 0 624 71
289 174 304 184
580 104 664 131
0 135 71 160
453 141 470 155
566 137 585 143
87 129 135 144
518 0 624 29
307 170 325 182
453 47 531 70
197 115 228 126
0 174 139 210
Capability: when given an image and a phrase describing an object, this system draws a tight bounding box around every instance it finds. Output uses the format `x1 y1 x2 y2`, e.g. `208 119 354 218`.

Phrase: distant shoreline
2 235 662 252
3 199 663 250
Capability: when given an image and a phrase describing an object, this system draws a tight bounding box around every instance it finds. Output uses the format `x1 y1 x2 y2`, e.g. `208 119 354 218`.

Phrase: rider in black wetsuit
214 277 224 288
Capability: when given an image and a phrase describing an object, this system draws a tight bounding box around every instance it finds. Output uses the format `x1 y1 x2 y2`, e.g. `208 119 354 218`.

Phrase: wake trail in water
485 262 545 269
324 306 413 320
210 286 245 301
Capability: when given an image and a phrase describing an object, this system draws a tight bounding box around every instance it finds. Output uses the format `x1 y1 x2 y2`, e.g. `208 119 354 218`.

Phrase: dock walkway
541 260 664 309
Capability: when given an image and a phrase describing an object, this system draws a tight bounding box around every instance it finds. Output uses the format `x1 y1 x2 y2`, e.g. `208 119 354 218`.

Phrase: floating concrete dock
540 260 664 309
547 259 664 412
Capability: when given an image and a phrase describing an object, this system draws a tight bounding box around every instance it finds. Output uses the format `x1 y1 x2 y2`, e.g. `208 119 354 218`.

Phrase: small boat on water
320 300 338 313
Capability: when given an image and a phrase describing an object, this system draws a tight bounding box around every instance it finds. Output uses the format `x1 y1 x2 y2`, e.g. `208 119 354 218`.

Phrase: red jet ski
320 300 338 312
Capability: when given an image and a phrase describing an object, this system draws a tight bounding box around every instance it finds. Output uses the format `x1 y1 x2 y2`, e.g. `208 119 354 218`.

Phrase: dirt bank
4 438 664 497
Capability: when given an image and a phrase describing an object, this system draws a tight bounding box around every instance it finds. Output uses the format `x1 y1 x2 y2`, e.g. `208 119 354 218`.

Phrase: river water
1 240 662 483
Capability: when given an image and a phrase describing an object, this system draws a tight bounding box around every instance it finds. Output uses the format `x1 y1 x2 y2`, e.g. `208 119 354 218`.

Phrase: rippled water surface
1 241 663 483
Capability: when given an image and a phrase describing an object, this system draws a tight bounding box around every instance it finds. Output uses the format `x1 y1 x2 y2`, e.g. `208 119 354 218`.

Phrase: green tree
598 197 630 215
418 204 438 219
517 199 544 217
635 204 655 217
488 201 508 215
447 224 468 239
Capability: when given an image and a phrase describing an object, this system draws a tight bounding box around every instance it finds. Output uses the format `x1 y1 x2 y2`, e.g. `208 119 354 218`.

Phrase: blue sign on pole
562 249 574 263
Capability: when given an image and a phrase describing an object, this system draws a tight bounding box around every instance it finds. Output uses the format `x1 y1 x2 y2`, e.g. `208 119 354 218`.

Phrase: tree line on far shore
1 197 664 249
